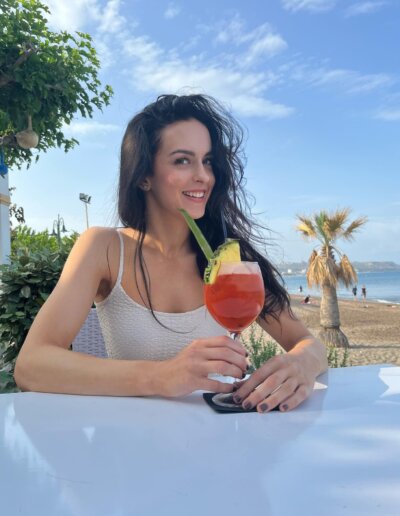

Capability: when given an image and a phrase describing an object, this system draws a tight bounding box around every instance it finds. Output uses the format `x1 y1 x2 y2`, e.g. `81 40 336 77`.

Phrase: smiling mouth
182 191 206 199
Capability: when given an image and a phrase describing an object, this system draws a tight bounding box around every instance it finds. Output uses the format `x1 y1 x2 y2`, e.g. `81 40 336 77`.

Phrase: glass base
211 392 239 408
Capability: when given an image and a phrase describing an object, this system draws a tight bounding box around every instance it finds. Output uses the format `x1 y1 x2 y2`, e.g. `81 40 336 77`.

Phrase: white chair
72 308 108 358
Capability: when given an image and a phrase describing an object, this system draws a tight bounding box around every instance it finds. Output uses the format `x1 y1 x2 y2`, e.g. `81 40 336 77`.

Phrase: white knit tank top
95 230 227 360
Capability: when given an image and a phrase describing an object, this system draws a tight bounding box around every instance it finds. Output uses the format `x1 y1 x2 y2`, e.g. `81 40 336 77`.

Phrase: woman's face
144 118 215 220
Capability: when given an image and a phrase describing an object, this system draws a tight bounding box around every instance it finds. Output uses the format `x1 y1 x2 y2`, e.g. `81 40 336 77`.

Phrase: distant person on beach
352 285 358 300
361 285 367 300
299 285 303 293
301 295 311 304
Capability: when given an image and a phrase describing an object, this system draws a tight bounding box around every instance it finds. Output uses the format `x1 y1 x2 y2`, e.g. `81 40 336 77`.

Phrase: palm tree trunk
319 283 349 348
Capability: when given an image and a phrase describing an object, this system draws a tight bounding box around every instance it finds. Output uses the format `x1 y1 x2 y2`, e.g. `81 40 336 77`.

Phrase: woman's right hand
157 336 248 397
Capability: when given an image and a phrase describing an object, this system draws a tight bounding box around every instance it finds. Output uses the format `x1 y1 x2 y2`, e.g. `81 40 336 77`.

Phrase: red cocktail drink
205 272 265 332
204 262 265 335
204 261 265 407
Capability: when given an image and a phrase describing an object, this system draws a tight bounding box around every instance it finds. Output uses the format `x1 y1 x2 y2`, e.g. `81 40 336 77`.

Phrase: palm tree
296 209 367 348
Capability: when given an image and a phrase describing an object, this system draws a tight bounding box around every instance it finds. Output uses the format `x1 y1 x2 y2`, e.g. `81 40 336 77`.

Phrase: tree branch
0 45 38 88
14 45 37 68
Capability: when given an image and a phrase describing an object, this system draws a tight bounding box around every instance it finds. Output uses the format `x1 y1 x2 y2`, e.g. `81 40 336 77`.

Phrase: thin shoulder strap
115 229 124 286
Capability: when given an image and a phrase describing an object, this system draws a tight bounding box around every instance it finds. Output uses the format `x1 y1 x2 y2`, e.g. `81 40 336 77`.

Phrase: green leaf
20 286 31 298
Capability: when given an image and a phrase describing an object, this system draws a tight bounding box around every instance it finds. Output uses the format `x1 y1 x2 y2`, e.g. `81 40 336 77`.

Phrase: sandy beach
289 295 400 366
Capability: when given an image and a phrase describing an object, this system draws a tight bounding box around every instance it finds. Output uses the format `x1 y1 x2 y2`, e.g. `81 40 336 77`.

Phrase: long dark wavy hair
118 93 291 322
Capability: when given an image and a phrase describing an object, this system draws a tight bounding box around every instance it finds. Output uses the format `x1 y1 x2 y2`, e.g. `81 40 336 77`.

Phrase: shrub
0 363 18 393
11 225 79 256
244 325 280 372
327 345 349 368
0 231 78 392
244 324 349 372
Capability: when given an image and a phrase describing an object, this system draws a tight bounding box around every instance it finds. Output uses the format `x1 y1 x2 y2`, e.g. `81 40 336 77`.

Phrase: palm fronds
323 208 351 241
342 216 368 241
337 254 358 287
296 216 317 239
296 209 367 245
298 208 366 289
306 252 338 288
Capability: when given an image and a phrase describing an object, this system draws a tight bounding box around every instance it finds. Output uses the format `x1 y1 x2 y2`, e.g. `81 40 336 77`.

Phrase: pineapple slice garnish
179 209 240 284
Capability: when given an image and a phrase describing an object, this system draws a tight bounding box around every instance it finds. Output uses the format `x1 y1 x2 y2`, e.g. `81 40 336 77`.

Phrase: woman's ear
140 179 151 191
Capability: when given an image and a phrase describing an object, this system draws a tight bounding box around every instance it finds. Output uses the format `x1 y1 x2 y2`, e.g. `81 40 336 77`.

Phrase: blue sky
9 0 400 263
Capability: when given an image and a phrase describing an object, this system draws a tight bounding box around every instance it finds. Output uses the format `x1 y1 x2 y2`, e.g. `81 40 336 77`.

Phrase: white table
1 365 400 516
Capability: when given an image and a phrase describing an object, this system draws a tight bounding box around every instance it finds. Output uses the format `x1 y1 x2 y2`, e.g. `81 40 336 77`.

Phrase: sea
282 270 400 305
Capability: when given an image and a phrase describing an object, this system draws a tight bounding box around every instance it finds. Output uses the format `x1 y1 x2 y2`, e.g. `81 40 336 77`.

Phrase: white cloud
121 33 293 119
44 0 125 33
44 0 100 31
122 34 164 62
120 20 293 120
345 1 388 17
97 0 126 34
64 121 120 136
215 18 288 64
282 0 337 13
164 3 181 20
375 109 400 121
317 69 392 93
291 64 392 94
243 32 288 65
215 15 244 44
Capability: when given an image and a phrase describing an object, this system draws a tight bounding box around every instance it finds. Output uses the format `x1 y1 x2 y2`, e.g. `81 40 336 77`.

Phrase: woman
15 94 327 412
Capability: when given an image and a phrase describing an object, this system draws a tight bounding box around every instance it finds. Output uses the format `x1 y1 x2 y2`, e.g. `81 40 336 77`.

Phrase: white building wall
0 174 11 264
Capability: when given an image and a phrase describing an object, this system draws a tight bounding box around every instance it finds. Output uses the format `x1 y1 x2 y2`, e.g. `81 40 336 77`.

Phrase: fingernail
246 364 251 372
281 404 289 412
241 372 246 379
259 403 268 413
233 395 241 404
245 351 249 357
243 401 252 410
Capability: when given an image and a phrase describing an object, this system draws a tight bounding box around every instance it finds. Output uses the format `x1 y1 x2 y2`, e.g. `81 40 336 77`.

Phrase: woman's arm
232 309 328 412
14 228 247 396
14 227 157 396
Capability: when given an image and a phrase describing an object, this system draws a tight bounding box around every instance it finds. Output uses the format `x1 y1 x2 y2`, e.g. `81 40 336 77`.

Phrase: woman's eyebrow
169 149 194 156
168 149 213 157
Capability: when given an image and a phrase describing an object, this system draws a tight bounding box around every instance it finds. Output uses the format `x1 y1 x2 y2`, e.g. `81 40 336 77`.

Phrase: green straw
179 209 214 261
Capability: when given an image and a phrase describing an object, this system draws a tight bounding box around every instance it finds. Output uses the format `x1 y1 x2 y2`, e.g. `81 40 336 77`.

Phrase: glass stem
230 332 241 341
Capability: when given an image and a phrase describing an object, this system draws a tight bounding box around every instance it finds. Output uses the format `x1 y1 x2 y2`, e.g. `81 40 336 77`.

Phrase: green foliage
244 325 349 373
0 0 113 168
0 362 19 393
11 224 79 256
244 325 280 372
0 233 77 391
327 345 349 368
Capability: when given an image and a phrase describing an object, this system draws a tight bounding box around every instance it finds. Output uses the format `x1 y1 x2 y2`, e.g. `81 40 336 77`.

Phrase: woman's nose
193 161 211 182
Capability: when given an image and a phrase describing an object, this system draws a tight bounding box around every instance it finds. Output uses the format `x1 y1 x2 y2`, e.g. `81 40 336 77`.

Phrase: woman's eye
204 158 213 167
175 157 190 165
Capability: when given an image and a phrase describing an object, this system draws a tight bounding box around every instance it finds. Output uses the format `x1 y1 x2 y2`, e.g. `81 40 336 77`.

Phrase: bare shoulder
58 226 122 293
74 226 118 248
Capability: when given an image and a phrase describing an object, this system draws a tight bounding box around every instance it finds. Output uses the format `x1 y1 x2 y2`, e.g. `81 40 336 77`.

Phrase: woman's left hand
232 351 318 413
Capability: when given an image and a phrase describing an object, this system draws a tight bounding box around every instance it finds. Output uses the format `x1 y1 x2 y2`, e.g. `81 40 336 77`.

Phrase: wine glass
204 261 265 406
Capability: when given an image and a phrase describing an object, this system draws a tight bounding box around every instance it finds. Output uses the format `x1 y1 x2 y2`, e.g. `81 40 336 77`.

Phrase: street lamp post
51 214 67 248
79 193 91 230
